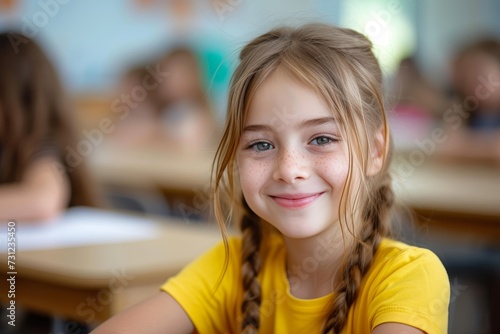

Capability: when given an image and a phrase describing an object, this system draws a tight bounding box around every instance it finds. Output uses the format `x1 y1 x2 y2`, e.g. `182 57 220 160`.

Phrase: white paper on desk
0 207 160 251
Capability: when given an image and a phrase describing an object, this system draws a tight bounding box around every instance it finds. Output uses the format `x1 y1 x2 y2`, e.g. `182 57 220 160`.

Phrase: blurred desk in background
0 208 221 324
393 156 500 333
90 146 214 195
393 158 500 241
89 146 215 218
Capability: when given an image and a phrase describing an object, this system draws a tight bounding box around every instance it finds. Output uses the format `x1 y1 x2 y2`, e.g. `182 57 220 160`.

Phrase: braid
240 198 263 334
323 181 394 334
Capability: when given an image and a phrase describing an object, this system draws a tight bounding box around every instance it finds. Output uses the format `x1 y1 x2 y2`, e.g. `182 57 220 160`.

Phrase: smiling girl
94 23 449 334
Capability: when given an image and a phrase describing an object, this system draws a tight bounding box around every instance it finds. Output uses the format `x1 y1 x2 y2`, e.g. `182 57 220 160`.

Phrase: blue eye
311 136 336 146
249 141 274 151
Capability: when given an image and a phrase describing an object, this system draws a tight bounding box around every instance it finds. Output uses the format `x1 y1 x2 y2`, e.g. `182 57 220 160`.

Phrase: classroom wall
416 0 500 89
0 0 339 96
1 0 499 100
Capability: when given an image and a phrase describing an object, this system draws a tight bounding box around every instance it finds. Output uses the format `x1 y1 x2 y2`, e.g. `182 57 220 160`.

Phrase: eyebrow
243 117 337 133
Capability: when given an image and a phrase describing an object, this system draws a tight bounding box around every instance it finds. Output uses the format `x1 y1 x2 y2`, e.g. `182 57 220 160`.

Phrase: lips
270 192 324 209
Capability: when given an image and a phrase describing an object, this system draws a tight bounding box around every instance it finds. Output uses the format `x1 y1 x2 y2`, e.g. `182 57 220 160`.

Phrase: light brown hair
213 23 394 333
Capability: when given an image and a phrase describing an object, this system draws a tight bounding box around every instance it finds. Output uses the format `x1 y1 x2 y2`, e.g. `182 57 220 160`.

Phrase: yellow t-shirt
161 235 449 334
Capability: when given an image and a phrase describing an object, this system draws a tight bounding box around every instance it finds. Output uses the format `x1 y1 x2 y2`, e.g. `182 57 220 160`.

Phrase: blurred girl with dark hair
0 32 100 222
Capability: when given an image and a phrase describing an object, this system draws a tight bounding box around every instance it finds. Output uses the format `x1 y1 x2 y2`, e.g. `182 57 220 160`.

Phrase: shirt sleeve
160 237 241 334
370 247 450 334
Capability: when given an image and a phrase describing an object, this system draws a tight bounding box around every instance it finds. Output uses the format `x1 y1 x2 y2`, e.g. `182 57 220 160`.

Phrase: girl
152 46 217 151
0 32 99 221
438 38 500 163
93 23 449 333
0 32 100 334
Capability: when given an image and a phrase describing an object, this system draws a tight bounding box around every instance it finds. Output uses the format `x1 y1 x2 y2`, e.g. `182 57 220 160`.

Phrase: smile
270 192 324 209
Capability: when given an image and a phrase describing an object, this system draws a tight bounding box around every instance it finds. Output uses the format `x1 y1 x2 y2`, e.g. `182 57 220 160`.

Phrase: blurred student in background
439 38 500 163
0 31 100 333
109 65 161 148
0 32 100 223
105 47 218 217
111 46 218 153
388 56 449 148
391 56 448 117
152 46 217 151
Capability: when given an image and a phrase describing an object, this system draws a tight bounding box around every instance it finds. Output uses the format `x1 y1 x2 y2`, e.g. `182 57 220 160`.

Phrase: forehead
245 69 334 126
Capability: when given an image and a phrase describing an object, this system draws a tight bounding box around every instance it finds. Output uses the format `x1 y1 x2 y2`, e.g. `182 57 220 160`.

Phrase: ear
366 126 386 177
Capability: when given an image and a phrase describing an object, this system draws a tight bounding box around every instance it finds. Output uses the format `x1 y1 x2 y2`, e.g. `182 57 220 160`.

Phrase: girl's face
237 69 350 240
161 55 200 102
455 52 500 110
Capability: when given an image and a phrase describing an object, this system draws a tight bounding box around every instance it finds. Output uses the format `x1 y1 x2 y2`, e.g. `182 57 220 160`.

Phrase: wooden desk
393 158 500 240
90 145 214 195
89 145 217 219
0 209 222 324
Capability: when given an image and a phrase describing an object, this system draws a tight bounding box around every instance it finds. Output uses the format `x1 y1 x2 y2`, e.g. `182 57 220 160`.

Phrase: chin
272 220 331 240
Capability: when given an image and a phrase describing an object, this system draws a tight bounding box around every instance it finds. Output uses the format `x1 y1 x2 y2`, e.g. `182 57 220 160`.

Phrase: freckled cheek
237 159 273 194
312 155 349 185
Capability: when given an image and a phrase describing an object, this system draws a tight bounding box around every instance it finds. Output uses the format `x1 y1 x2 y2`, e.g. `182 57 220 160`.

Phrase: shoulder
161 233 285 293
159 236 243 317
362 238 450 334
159 234 284 333
157 236 241 333
374 238 447 272
369 238 450 296
177 235 243 276
161 235 244 293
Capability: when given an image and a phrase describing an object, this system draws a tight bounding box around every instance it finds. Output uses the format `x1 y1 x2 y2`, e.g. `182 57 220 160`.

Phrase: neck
282 226 353 299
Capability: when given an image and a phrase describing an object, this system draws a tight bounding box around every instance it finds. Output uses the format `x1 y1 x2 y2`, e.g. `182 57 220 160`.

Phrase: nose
272 148 310 183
